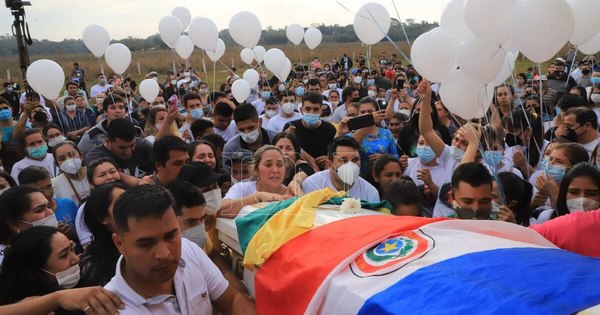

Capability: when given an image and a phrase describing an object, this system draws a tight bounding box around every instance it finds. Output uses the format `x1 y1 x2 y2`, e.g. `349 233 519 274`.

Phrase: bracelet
253 191 260 203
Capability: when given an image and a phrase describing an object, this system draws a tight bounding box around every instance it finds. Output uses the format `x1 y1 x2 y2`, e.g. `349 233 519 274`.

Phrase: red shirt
385 69 395 81
531 209 600 259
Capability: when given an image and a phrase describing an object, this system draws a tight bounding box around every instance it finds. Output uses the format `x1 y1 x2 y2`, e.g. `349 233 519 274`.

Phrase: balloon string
213 62 216 97
566 47 578 91
296 45 305 76
96 57 124 122
391 0 411 47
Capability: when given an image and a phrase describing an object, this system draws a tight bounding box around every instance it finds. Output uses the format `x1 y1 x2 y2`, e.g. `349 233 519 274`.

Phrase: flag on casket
254 216 600 314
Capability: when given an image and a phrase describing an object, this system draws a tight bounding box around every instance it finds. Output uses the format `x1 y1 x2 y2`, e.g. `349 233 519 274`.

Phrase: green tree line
0 19 437 57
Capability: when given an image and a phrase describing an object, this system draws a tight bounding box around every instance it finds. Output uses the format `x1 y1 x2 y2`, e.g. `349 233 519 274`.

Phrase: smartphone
396 79 405 89
347 114 375 131
377 100 388 110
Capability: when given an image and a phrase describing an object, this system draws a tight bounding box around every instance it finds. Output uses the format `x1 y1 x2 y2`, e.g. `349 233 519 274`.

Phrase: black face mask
582 69 590 75
505 133 523 147
562 127 579 142
554 70 563 77
32 111 48 123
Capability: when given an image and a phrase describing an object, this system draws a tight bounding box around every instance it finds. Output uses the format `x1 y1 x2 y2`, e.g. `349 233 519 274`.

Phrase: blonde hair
144 107 181 138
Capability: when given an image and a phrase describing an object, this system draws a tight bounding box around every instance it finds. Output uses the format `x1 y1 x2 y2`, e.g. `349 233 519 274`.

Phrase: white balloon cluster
410 0 600 120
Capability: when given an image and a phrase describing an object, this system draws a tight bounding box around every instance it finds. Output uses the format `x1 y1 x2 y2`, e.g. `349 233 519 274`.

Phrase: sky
0 0 452 41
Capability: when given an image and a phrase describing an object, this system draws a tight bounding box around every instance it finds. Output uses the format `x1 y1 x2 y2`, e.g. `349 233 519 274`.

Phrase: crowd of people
0 50 599 314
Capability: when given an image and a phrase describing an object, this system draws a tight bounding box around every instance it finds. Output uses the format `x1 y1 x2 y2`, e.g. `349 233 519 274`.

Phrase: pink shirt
531 209 600 259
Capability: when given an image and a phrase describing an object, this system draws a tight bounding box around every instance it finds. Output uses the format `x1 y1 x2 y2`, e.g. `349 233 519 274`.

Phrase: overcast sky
0 0 451 41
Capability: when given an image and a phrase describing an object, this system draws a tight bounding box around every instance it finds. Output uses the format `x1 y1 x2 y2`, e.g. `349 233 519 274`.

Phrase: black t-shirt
284 162 316 185
285 119 336 159
84 137 154 177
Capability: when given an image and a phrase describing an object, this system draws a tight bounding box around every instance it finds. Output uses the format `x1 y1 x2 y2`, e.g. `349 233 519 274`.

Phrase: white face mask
353 76 362 84
48 136 67 148
328 83 337 90
155 122 164 130
60 158 82 175
199 88 209 95
367 90 377 98
335 161 360 186
231 176 251 184
278 83 286 92
398 108 411 117
282 102 296 115
170 79 177 85
330 101 339 107
240 128 260 144
66 104 77 112
203 188 223 214
591 94 600 104
567 197 600 213
182 224 208 249
21 213 59 228
44 264 81 289
265 110 277 118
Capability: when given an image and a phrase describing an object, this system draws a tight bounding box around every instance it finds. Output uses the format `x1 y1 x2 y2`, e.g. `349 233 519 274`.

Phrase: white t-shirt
259 114 272 130
266 113 303 132
105 238 228 315
213 121 238 142
251 99 266 116
52 173 91 203
302 170 380 203
581 138 599 156
11 155 58 184
90 84 112 98
404 157 455 188
19 92 47 107
75 203 93 247
332 104 347 123
224 181 257 200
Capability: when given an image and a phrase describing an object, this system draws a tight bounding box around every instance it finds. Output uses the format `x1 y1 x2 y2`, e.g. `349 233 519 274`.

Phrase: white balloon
353 2 391 45
206 39 226 62
304 28 322 50
568 0 600 46
82 24 110 58
286 24 304 45
579 32 600 55
229 11 262 48
171 7 191 30
510 0 574 63
457 36 506 84
264 48 286 76
253 46 266 63
491 52 516 86
159 16 184 48
439 69 485 120
279 58 292 82
240 48 255 65
188 17 219 52
174 35 194 60
231 79 251 103
104 43 131 75
440 0 473 44
463 0 517 46
139 79 160 103
243 69 260 87
26 59 65 100
411 28 458 83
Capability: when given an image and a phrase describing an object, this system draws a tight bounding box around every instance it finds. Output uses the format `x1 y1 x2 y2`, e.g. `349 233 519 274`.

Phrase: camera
5 0 31 10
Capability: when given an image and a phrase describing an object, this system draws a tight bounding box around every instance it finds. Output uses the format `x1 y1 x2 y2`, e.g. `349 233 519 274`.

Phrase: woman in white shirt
219 145 290 218
51 142 90 204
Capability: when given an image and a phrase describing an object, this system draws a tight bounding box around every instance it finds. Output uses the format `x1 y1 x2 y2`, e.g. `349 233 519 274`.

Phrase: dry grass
0 41 548 91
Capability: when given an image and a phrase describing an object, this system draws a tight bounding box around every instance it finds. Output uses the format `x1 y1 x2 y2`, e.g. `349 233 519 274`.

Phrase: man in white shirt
251 83 272 116
90 74 112 98
332 87 359 123
211 101 238 142
321 75 343 99
105 185 255 314
563 107 600 155
11 128 57 183
302 136 380 202
266 90 303 132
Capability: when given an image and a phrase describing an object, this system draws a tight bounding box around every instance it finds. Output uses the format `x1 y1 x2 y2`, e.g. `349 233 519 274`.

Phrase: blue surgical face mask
262 91 271 99
28 144 48 159
483 151 504 167
449 146 465 162
295 86 305 96
591 77 600 85
0 109 12 121
416 146 436 163
367 79 375 86
545 163 567 183
190 108 204 120
303 113 320 127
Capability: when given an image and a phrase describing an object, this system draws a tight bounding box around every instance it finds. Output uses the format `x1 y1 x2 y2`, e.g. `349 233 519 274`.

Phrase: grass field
0 41 556 93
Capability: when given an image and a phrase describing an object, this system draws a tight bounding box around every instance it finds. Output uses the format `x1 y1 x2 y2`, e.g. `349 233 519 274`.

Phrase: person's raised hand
416 79 431 98
513 150 527 170
497 205 516 223
400 155 409 170
461 123 482 145
372 110 386 124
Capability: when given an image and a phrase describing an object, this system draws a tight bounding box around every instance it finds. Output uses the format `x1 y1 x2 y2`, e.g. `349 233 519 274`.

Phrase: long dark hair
0 226 60 304
504 110 543 168
79 182 127 287
498 172 533 226
554 163 600 218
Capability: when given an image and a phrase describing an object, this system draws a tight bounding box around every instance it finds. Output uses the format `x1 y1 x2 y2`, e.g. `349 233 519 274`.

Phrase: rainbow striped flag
254 216 600 314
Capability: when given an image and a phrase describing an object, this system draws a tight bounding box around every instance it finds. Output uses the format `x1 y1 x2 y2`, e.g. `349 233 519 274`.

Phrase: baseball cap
148 71 158 77
177 78 191 89
177 161 221 188
224 149 253 167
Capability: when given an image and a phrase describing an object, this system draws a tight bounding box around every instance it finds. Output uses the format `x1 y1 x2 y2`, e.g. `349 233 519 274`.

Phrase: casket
217 201 600 315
